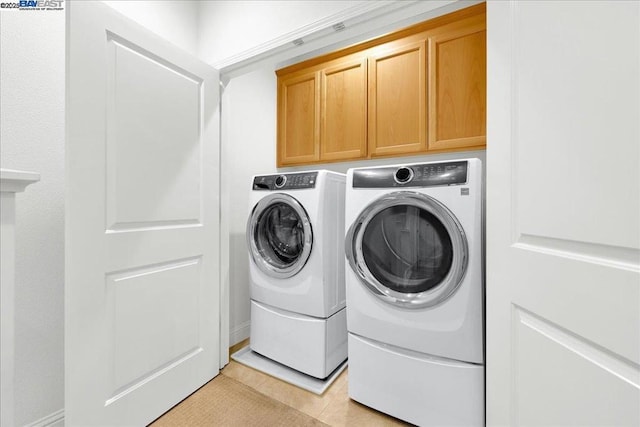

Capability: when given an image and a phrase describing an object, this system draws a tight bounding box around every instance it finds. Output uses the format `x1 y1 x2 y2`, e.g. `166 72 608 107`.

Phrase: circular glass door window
361 205 454 294
346 192 468 308
248 194 312 279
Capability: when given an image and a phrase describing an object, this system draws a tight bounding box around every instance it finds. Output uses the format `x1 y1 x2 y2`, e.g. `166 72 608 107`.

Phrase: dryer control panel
253 172 318 190
353 161 468 188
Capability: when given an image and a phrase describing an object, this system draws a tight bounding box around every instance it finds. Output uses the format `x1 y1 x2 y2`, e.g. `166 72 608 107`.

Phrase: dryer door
247 193 313 279
346 191 468 308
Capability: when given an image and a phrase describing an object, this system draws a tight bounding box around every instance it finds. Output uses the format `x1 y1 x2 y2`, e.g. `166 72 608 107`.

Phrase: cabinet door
427 18 486 151
320 58 367 162
368 40 427 157
277 71 320 166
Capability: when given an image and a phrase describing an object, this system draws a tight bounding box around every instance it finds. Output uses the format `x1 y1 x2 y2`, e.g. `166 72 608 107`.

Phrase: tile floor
162 340 409 426
220 359 408 426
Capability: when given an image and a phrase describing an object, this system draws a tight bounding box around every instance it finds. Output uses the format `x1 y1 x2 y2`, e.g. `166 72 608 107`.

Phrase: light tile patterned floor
220 360 409 426
157 339 410 426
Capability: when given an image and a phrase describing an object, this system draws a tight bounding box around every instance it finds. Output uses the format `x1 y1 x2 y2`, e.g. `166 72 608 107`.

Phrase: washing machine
344 159 484 426
247 170 347 379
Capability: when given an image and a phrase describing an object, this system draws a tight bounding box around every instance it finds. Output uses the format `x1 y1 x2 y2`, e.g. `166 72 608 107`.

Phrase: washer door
247 193 313 279
346 191 468 308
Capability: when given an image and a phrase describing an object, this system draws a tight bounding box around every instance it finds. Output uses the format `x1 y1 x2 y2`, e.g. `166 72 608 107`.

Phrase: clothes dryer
344 159 484 426
247 170 346 378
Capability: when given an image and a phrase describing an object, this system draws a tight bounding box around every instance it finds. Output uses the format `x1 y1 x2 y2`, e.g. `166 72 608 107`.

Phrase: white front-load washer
344 159 484 426
247 170 347 379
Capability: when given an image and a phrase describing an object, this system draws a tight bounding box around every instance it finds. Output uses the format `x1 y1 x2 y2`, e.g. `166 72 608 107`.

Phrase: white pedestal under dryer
344 159 484 426
247 170 347 379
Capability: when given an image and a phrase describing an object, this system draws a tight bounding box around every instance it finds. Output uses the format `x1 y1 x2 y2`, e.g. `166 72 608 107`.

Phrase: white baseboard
25 409 64 427
230 320 250 346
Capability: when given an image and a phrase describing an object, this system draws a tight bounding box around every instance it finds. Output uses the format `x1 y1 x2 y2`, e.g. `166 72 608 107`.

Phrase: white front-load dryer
345 159 484 426
247 170 347 379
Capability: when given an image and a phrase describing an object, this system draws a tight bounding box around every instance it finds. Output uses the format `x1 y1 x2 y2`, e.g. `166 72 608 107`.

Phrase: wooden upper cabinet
277 71 320 166
275 3 486 167
428 16 486 151
320 58 367 162
368 39 426 157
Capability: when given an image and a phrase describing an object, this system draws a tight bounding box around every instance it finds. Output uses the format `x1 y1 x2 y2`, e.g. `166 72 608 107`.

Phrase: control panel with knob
274 175 287 188
352 161 468 188
394 167 414 184
253 172 318 190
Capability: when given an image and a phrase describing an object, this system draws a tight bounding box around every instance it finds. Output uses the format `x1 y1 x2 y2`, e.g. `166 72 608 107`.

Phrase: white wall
221 68 279 343
197 0 368 66
0 2 200 424
103 0 199 55
0 9 66 427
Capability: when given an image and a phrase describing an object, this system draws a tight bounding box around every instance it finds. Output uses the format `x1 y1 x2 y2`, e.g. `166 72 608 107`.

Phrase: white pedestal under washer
344 159 484 426
247 170 346 379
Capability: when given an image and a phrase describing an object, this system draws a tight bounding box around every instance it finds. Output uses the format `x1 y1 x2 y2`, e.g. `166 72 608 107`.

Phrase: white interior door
487 1 639 426
66 2 220 425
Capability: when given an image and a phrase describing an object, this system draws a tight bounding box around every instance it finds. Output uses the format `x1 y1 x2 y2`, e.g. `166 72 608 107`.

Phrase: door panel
368 39 426 156
277 71 320 165
427 16 486 150
321 58 367 161
107 258 201 398
513 307 639 426
66 2 220 425
106 35 202 230
487 1 639 426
